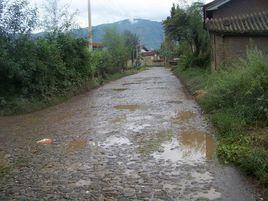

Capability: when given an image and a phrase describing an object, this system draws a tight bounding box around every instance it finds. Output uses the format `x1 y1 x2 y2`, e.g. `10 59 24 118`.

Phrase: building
82 41 104 50
204 0 268 70
140 46 164 66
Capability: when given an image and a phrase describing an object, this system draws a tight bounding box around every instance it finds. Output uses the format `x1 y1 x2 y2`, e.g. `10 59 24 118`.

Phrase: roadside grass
0 152 11 179
0 166 11 179
0 67 148 116
174 50 268 186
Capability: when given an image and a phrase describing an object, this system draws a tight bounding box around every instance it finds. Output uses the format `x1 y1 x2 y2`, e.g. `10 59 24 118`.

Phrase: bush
175 49 268 185
162 2 211 70
200 49 268 125
0 34 93 100
0 34 102 113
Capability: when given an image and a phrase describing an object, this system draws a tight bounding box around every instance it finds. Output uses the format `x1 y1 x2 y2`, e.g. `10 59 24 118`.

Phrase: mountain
72 19 164 50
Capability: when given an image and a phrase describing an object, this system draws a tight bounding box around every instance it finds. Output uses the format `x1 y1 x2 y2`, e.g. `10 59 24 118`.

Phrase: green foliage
0 1 142 115
0 0 37 36
42 0 78 34
200 49 268 124
162 2 211 69
124 30 139 66
218 143 268 185
0 34 91 103
102 27 140 71
175 50 268 185
159 37 180 60
0 165 11 178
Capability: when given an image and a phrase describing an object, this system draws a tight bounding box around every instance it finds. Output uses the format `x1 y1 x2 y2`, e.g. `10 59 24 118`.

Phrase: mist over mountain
72 19 164 50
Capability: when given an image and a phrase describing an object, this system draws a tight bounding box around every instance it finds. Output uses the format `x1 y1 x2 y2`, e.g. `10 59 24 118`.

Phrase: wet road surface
0 67 262 200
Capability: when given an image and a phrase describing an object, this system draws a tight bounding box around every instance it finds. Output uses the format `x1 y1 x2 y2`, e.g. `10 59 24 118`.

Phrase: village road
0 67 262 200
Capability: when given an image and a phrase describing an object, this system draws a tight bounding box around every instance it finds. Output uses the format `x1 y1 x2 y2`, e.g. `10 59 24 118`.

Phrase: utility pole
88 0 93 51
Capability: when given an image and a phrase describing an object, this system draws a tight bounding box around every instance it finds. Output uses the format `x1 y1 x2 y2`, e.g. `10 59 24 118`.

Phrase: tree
160 36 179 62
0 0 4 34
0 0 37 37
42 0 78 34
102 28 127 71
163 2 211 68
124 30 139 66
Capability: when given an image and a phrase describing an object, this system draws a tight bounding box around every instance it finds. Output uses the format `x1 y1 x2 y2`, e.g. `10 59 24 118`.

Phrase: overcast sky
30 0 212 27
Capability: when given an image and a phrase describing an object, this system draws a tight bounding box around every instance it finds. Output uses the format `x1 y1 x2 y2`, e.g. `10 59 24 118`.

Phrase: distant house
82 41 104 50
204 0 268 70
140 46 163 66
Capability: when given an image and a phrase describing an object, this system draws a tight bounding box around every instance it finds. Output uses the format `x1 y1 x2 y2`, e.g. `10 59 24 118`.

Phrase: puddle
173 111 196 123
193 188 221 200
103 136 131 147
180 129 216 160
192 171 213 182
122 82 140 86
112 88 128 92
167 100 183 104
152 129 216 163
75 179 92 187
111 115 127 124
135 130 173 155
68 139 87 152
114 105 141 111
135 77 161 82
163 183 178 190
146 87 168 90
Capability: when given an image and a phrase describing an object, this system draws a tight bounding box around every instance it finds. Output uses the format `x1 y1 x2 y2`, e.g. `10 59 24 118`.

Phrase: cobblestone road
0 67 261 200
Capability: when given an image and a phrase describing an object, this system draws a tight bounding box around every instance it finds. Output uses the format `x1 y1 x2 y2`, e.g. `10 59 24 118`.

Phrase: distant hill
72 19 164 50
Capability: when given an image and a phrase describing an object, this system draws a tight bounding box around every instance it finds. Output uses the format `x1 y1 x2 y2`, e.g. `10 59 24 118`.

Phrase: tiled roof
82 41 104 48
142 51 156 57
204 0 231 11
205 11 268 34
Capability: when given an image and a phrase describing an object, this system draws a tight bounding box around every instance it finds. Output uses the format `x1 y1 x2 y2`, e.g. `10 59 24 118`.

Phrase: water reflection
152 129 216 163
102 136 131 147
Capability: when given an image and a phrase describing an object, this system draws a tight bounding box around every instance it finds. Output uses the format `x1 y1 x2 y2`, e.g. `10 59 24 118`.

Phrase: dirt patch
194 90 208 99
122 82 140 86
250 127 268 149
173 111 196 123
112 88 128 92
68 139 87 152
111 115 127 124
114 105 141 112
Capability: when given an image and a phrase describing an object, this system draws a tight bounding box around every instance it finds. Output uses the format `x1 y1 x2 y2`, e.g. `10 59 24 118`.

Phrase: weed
174 49 268 186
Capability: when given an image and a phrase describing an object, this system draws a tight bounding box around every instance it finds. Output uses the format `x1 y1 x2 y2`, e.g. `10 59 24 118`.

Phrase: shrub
200 49 268 125
175 49 268 185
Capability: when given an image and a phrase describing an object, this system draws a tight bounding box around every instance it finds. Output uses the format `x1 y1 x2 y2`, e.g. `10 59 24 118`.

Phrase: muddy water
0 67 262 200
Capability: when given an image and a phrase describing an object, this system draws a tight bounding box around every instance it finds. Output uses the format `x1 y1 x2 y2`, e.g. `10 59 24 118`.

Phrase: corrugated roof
205 11 268 34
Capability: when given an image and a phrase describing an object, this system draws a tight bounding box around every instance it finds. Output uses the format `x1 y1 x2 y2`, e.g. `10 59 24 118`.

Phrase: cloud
72 0 178 26
30 0 212 27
